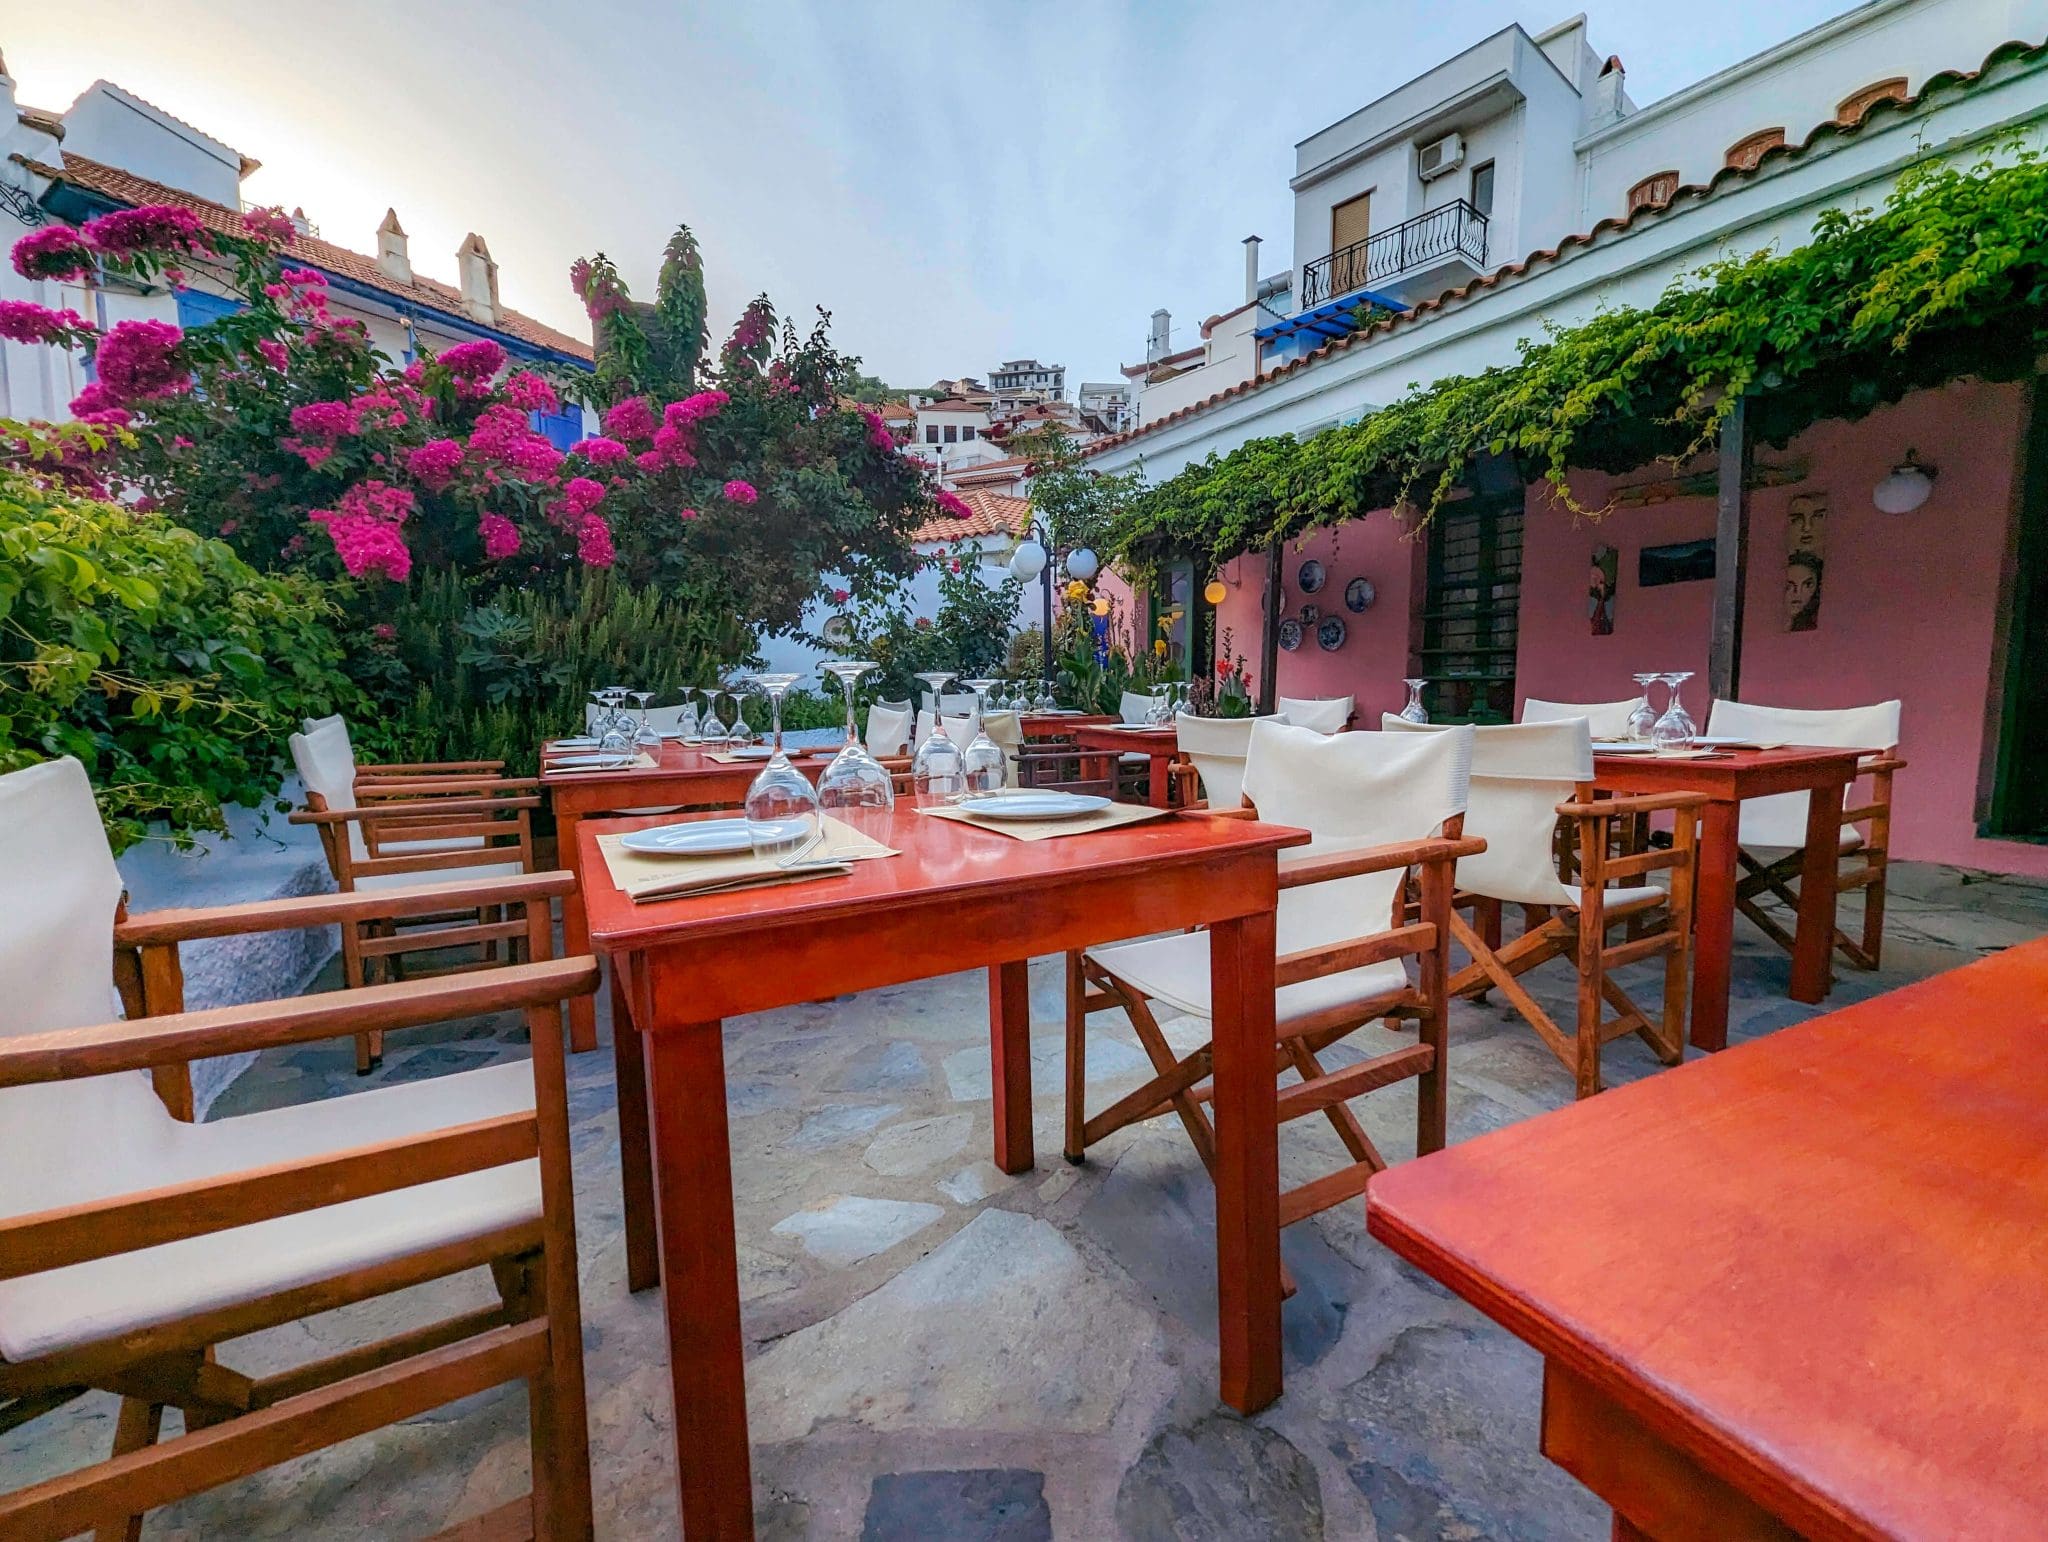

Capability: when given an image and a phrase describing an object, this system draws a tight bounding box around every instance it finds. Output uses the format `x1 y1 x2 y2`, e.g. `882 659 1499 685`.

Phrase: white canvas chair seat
1119 690 1159 725
1086 930 1410 1033
1559 882 1663 917
866 703 913 758
1276 695 1354 734
982 710 1024 786
355 859 525 889
0 1064 538 1363
1706 699 1902 847
1521 696 1643 739
1173 713 1280 810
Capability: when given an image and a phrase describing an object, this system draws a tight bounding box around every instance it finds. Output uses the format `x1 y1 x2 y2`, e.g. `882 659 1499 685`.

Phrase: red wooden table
1018 711 1116 740
1591 746 1862 1052
581 804 1308 1540
1070 722 1183 807
542 741 861 1050
1368 938 2048 1541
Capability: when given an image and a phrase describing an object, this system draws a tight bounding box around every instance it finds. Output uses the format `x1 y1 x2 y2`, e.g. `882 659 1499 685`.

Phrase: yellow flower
1153 639 1167 656
1064 579 1088 601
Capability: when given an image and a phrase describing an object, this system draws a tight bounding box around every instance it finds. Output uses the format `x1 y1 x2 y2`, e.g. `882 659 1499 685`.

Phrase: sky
5 0 1857 391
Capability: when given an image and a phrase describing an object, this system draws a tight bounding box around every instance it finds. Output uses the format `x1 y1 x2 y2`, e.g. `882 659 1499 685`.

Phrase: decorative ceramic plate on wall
1278 618 1304 652
1317 616 1348 652
1300 603 1320 624
1345 577 1376 613
1297 559 1326 595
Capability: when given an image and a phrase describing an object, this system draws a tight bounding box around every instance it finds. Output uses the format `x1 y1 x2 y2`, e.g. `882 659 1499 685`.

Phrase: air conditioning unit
1417 132 1466 182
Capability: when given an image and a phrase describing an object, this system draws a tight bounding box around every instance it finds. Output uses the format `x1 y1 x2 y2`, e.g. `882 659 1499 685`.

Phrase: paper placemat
914 799 1174 842
597 815 896 902
545 751 658 773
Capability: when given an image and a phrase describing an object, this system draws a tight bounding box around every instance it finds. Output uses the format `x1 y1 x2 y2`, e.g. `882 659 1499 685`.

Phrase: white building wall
58 83 244 206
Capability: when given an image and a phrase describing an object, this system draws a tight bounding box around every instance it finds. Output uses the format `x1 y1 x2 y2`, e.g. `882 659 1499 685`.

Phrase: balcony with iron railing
1299 199 1489 311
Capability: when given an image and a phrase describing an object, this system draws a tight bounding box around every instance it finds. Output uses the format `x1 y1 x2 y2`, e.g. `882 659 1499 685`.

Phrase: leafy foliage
1109 146 2048 568
839 553 1026 703
0 436 358 849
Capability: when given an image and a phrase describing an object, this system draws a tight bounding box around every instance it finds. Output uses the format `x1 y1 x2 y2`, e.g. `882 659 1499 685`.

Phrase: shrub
0 433 359 849
838 553 1025 702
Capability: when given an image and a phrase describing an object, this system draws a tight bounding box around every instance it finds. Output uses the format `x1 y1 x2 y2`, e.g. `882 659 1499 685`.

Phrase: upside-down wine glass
675 686 701 743
744 673 822 861
960 678 1006 792
1398 678 1430 724
1627 673 1662 742
910 671 966 800
727 675 756 746
697 684 727 746
818 660 895 822
1651 671 1697 755
595 687 635 752
630 690 659 748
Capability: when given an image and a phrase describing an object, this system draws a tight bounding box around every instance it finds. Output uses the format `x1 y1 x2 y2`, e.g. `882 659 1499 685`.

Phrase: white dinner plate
548 753 637 769
957 792 1111 821
723 745 774 761
1591 742 1658 755
618 817 808 856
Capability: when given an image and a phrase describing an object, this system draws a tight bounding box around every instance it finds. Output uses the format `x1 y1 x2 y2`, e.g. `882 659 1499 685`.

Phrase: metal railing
1299 199 1489 310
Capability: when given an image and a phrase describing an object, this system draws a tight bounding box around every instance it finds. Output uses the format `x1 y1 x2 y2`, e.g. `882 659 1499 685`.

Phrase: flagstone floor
5 861 2044 1539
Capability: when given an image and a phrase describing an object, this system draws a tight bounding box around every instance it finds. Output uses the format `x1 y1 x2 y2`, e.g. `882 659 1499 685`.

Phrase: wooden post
1257 539 1283 715
1710 396 1752 703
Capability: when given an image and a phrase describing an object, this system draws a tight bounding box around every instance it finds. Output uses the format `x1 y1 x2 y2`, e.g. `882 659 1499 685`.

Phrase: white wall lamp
1064 546 1100 582
1873 451 1937 515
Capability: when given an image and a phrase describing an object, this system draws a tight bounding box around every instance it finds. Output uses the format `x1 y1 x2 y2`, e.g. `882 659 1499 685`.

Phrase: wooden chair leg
93 1396 163 1542
1063 952 1087 1163
341 921 382 1075
1859 859 1888 969
1574 905 1605 1100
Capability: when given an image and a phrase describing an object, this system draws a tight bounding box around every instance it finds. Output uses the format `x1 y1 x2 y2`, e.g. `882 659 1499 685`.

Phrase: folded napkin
914 799 1173 842
596 815 896 902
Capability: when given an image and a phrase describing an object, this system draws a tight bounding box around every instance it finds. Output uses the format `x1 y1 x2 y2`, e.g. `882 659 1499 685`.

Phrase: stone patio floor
5 860 2045 1539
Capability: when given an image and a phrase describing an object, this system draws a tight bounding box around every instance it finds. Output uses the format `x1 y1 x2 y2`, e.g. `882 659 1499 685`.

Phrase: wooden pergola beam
1258 538 1283 715
1710 396 1753 702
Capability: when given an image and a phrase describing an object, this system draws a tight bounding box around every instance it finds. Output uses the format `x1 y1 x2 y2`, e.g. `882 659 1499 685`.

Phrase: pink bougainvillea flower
635 449 666 473
92 319 189 402
858 407 897 452
289 399 362 439
405 437 466 488
602 395 657 442
12 224 94 282
84 205 215 259
437 339 506 379
504 370 559 414
570 435 628 464
241 206 298 247
371 622 397 642
254 337 290 372
575 512 616 567
69 382 122 418
678 507 700 522
831 587 851 604
649 424 698 468
479 512 522 561
722 479 758 505
561 476 606 519
933 489 973 520
0 300 91 345
279 265 327 289
914 616 932 629
664 390 730 426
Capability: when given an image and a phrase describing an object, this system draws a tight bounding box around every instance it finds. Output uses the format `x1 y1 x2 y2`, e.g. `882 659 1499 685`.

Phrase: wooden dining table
1069 721 1185 807
1367 937 2048 1541
1590 745 1863 1052
580 803 1308 1540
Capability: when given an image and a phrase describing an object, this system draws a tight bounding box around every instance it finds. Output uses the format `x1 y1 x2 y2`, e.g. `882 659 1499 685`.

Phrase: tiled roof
21 153 593 363
949 455 1033 482
918 397 988 414
1085 36 2046 459
912 488 1030 544
17 105 63 138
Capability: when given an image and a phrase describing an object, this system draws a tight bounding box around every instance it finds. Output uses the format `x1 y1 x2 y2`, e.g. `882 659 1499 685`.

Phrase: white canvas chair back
1521 696 1641 740
982 710 1024 786
877 697 911 715
302 712 352 758
1174 713 1279 810
1386 715 1591 908
0 759 185 1232
1120 690 1159 725
291 722 370 862
641 704 689 736
1707 699 1902 847
1276 695 1353 735
921 690 976 717
1243 719 1472 962
916 710 981 753
866 703 913 758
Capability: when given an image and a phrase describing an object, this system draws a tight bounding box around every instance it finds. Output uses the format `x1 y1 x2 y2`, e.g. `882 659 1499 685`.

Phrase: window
1836 77 1908 125
174 289 243 331
1724 128 1785 172
1469 161 1495 219
926 425 940 443
1331 191 1371 254
962 426 976 441
944 425 958 443
1626 171 1679 214
531 405 583 450
1413 494 1523 723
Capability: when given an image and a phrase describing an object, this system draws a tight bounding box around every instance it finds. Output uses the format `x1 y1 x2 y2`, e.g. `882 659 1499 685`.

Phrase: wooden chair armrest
291 795 540 823
1276 922 1435 987
1859 754 1907 773
116 870 577 945
359 776 542 796
356 759 506 775
1559 791 1707 818
0 956 597 1088
1182 806 1258 821
1279 834 1485 890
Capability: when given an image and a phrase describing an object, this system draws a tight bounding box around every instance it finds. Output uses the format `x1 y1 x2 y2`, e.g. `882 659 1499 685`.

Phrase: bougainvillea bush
0 423 360 849
4 207 973 775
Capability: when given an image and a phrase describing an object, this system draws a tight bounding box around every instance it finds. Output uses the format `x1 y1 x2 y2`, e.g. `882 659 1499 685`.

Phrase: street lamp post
1008 519 1098 699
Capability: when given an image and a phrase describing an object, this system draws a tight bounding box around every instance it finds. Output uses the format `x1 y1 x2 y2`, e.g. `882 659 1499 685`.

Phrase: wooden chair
1065 721 1481 1232
0 756 598 1541
865 703 914 759
302 713 509 786
290 727 546 1075
1015 742 1118 798
1387 716 1702 1099
1274 695 1355 734
1173 713 1282 810
1706 699 1905 971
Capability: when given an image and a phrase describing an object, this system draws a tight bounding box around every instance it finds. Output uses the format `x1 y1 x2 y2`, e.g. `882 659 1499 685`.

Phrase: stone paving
4 860 2043 1539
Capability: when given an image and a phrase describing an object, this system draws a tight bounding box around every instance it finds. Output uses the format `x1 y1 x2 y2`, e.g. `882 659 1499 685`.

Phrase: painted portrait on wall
1786 493 1826 632
1589 545 1618 636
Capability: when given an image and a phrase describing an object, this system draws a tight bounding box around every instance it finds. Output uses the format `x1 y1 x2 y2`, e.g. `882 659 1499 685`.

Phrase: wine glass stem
842 676 860 750
772 690 785 756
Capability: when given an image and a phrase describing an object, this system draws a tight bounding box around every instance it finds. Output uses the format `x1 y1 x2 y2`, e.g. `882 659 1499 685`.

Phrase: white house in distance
0 64 592 430
989 357 1064 401
1076 379 1133 434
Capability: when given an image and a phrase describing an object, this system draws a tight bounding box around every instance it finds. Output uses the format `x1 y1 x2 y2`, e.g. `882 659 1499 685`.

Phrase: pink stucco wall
1514 378 2044 875
1152 376 2040 875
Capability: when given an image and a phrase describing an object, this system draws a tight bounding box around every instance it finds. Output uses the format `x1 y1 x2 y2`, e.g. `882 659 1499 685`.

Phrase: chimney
1589 55 1630 130
1242 235 1261 305
456 232 500 324
289 206 312 237
1147 308 1171 363
375 208 411 284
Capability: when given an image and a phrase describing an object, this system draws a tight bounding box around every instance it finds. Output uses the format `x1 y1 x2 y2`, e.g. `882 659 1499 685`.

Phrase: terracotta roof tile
912 488 1030 544
1084 36 2045 459
22 153 592 363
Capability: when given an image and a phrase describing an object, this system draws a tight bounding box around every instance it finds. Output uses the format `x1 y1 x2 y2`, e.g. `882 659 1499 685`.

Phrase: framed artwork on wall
1786 492 1826 631
1589 545 1618 636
